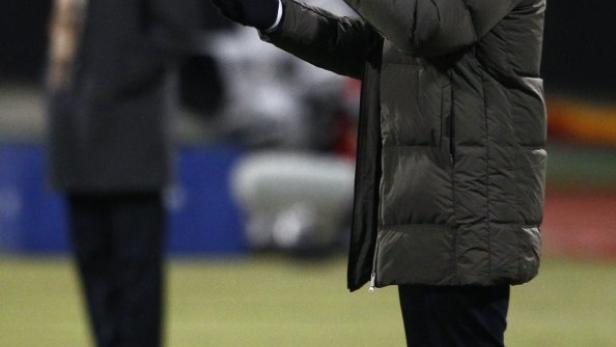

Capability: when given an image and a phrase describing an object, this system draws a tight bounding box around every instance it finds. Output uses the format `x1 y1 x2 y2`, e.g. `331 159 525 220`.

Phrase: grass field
1 256 615 347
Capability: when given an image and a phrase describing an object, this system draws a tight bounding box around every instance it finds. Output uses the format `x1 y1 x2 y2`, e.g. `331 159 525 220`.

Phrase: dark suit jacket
48 0 207 192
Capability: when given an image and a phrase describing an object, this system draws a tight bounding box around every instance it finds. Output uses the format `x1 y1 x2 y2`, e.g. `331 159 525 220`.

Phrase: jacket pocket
415 65 445 147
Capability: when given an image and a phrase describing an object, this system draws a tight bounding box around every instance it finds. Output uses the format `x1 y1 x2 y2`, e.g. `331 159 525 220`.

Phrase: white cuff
264 0 283 33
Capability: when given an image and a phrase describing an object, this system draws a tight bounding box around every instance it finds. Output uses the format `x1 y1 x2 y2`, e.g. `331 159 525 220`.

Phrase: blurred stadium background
1 1 615 346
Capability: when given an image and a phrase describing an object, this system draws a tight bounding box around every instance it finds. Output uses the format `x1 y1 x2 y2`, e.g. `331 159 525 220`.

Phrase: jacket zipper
368 273 377 293
447 72 456 164
370 147 384 294
369 235 380 293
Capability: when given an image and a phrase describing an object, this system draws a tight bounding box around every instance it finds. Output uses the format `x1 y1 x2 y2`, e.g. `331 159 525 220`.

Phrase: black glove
211 0 280 31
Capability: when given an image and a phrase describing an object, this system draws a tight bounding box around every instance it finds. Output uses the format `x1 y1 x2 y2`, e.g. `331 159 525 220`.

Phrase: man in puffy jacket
211 0 547 345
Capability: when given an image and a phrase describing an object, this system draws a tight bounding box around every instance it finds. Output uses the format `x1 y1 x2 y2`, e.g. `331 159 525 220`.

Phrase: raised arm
211 0 380 79
344 0 518 56
261 0 380 79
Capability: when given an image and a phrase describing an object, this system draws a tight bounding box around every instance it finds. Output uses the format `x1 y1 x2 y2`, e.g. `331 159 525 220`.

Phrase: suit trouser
68 193 165 347
398 285 510 347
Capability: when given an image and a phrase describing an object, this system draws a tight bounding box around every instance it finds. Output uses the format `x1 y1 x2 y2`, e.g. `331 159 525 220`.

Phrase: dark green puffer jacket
263 0 547 291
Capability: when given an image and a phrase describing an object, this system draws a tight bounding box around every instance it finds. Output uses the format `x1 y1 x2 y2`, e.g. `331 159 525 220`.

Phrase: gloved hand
211 0 281 31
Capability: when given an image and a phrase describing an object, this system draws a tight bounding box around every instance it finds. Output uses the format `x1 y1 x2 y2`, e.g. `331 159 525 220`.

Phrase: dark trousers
398 285 510 347
68 193 165 347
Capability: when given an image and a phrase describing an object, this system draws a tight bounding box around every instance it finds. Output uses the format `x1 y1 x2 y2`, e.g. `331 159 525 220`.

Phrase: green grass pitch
1 256 615 346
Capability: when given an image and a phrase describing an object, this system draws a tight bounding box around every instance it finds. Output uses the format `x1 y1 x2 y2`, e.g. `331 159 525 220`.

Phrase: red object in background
332 79 361 160
548 98 616 146
332 116 357 160
542 190 616 259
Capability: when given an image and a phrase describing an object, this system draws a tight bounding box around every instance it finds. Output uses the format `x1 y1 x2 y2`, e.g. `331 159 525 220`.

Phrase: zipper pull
368 273 376 294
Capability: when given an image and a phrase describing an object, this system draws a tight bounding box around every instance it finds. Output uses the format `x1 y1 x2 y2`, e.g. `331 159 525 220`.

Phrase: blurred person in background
211 0 547 346
203 4 359 254
176 0 360 256
47 0 209 346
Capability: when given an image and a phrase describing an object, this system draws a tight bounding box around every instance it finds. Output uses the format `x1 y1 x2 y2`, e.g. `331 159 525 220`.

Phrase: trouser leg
398 285 510 347
68 195 115 347
110 193 166 347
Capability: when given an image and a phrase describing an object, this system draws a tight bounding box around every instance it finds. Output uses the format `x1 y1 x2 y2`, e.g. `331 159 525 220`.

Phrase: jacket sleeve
261 0 381 79
343 0 517 57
